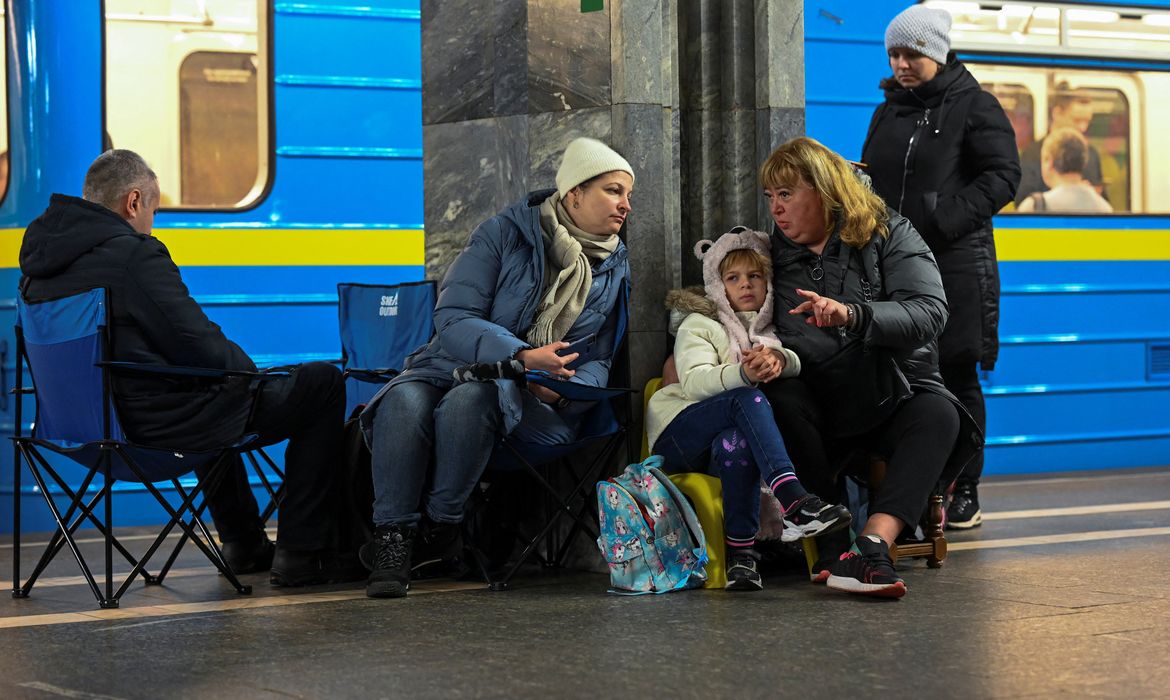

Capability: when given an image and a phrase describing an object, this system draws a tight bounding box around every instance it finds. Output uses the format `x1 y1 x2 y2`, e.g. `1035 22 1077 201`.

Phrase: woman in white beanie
860 4 1020 531
360 137 634 599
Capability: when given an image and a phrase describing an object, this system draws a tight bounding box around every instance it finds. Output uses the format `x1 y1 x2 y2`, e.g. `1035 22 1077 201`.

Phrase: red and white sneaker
825 535 907 599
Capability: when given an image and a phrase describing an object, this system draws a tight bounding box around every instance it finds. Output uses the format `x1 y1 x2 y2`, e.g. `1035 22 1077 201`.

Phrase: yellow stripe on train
0 228 426 268
4 226 1170 266
995 228 1170 261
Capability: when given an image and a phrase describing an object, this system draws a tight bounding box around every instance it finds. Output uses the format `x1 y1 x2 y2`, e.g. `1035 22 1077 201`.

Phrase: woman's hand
516 342 577 379
529 383 563 405
742 346 783 384
790 288 848 328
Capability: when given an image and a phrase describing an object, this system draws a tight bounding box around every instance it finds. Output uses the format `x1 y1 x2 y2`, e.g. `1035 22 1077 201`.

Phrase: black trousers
761 378 959 528
939 361 985 485
198 362 345 551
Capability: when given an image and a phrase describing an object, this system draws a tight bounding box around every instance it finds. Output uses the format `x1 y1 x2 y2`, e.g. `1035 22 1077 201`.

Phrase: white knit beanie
555 137 635 200
885 5 952 65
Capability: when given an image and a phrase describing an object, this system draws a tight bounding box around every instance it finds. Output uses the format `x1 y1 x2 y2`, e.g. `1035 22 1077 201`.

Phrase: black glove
452 359 527 384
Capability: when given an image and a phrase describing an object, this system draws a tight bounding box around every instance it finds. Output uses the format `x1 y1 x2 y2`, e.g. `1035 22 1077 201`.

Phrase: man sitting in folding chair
18 149 363 587
360 137 634 599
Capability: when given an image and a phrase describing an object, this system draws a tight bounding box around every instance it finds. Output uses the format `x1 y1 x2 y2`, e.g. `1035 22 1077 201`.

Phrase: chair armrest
525 372 635 401
342 368 399 384
99 361 290 381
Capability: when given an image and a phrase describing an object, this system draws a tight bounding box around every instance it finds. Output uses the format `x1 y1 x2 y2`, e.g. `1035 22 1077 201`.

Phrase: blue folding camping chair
10 288 282 608
337 281 437 416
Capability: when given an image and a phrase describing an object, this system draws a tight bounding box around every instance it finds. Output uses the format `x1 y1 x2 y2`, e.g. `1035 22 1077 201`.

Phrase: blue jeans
653 386 796 542
370 380 575 527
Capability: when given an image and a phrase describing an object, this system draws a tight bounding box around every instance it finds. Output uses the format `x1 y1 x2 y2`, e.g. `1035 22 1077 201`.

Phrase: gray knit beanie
885 5 952 65
555 137 634 200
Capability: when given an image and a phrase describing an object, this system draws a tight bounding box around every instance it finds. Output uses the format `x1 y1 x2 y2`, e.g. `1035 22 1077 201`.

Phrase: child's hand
743 346 782 383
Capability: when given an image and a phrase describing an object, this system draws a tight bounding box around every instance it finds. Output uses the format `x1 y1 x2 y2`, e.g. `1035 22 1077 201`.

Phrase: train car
806 0 1170 475
0 0 424 532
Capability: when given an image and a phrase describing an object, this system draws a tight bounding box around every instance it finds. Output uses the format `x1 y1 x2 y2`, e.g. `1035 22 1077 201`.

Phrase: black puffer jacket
19 194 255 450
861 56 1020 370
770 212 981 486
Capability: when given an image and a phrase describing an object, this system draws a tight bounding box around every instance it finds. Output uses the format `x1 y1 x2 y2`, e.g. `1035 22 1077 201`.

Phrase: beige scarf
526 194 619 346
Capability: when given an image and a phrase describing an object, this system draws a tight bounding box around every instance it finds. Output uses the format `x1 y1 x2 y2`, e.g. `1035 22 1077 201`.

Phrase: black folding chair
10 288 283 608
469 374 634 591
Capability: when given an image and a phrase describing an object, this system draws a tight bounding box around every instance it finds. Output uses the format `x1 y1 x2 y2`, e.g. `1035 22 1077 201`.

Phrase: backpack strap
1028 191 1047 212
647 466 708 562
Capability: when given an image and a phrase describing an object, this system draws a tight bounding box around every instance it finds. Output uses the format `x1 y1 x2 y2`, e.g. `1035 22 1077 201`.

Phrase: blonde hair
759 137 889 248
718 248 771 278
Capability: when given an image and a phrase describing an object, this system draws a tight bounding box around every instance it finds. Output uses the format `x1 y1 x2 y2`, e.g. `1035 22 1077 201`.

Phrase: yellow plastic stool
669 472 727 589
644 376 820 585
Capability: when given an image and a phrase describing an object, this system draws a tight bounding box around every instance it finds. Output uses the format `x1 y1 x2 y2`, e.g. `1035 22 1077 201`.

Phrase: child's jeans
652 386 796 542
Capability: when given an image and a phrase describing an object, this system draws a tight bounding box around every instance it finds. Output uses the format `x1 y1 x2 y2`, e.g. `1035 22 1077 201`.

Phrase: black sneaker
725 548 763 591
781 494 852 542
359 519 462 577
825 534 906 598
809 556 833 584
269 547 367 587
946 482 983 530
366 524 415 599
220 531 275 574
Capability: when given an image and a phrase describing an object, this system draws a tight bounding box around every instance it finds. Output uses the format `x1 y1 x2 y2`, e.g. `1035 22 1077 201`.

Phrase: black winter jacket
770 212 982 488
19 194 255 450
861 56 1020 370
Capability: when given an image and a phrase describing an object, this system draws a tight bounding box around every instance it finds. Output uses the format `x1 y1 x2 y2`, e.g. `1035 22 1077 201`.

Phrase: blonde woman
759 137 981 598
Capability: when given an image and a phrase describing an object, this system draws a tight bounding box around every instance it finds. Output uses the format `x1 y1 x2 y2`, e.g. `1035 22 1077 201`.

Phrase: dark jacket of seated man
19 193 254 452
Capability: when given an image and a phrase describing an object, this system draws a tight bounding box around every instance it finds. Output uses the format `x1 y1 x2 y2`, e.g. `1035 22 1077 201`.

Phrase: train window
928 2 1170 60
931 2 1170 215
104 1 269 209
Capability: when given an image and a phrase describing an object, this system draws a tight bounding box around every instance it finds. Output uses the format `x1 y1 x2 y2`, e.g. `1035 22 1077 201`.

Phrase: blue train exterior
3 1 1167 534
0 1 424 533
806 0 1170 476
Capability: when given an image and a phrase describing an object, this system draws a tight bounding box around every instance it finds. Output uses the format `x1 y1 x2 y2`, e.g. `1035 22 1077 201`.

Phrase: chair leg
18 448 115 606
926 493 947 569
11 440 22 599
119 449 252 597
24 450 153 590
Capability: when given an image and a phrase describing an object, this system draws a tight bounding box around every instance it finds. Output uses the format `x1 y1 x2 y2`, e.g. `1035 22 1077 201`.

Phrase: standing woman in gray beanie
360 137 633 598
860 4 1020 529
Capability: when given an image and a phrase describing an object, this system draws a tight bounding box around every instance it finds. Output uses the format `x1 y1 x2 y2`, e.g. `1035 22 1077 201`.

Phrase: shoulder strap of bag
647 466 708 557
1029 191 1047 211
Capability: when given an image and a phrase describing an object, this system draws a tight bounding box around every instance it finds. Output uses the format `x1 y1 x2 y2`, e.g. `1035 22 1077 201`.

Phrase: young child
646 227 851 591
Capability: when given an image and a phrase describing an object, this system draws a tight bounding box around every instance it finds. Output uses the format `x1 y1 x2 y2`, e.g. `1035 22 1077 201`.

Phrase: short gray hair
82 149 158 210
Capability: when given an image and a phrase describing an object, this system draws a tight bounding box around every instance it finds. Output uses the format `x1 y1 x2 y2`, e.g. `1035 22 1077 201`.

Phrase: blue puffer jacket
362 188 630 434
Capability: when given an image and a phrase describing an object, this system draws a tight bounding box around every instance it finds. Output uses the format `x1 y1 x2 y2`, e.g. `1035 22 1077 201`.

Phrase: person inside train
759 136 982 598
860 4 1019 530
647 227 852 591
1016 89 1105 207
361 137 633 599
1016 128 1112 214
18 149 364 587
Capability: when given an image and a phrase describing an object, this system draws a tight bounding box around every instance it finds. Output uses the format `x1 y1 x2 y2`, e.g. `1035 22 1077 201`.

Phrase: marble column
678 0 805 285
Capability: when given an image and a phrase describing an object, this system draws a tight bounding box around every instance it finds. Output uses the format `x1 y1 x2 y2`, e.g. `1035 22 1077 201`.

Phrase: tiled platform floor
1 468 1168 699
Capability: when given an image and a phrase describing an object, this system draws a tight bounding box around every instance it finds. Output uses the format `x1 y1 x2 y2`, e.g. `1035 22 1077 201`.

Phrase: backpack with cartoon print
596 455 708 595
